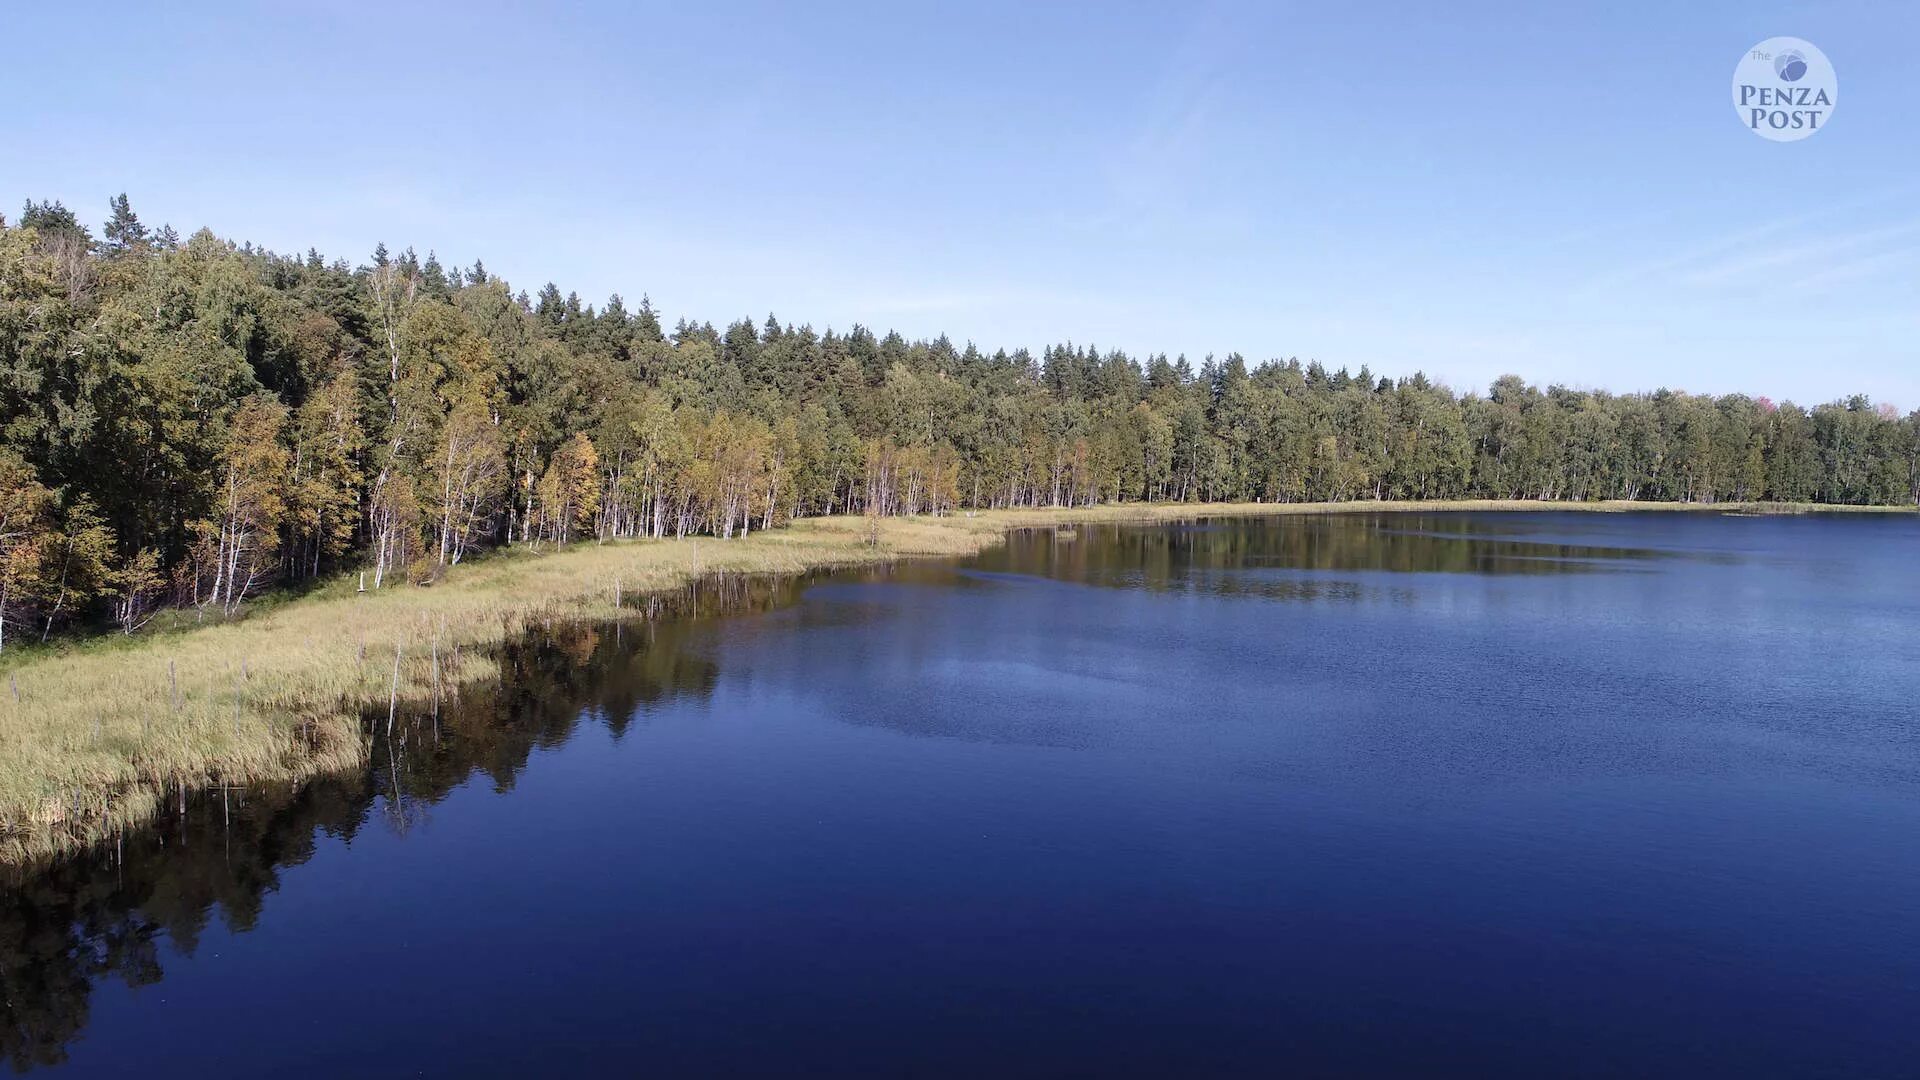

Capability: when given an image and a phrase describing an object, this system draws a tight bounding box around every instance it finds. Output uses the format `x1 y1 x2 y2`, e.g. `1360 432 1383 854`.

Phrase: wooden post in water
388 641 402 736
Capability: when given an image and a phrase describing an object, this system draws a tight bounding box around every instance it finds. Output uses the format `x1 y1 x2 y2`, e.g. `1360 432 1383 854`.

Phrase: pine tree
102 193 148 253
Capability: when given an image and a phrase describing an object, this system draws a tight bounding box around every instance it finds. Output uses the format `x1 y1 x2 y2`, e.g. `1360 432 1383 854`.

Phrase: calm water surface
6 512 1919 1077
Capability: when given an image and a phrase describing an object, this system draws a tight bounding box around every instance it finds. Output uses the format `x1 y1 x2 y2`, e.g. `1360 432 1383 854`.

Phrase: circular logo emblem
1732 37 1836 142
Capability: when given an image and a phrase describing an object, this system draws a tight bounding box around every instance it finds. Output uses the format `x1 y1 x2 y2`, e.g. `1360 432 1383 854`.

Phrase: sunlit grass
0 498 1905 863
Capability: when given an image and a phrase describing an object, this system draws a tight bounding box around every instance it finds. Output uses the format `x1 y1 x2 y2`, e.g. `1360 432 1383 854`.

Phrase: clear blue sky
7 1 1915 407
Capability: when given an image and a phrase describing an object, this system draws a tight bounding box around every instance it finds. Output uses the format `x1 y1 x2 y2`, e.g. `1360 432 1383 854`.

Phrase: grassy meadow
0 498 1909 864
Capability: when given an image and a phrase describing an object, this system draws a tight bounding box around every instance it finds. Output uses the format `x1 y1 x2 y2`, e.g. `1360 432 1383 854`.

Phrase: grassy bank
0 498 1909 863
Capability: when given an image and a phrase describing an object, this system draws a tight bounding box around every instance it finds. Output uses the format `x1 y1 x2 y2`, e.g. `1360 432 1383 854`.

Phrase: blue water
8 512 1919 1077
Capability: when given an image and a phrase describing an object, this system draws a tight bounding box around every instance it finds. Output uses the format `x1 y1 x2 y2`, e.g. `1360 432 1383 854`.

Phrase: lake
6 512 1919 1077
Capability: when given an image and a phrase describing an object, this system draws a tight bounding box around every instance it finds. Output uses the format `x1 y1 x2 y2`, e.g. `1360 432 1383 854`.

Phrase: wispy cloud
1677 220 1920 288
1793 243 1920 292
1060 0 1251 237
1568 183 1920 301
1110 5 1238 205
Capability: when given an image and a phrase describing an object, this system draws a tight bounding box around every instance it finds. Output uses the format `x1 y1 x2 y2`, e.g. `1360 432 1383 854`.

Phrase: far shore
1 497 1911 864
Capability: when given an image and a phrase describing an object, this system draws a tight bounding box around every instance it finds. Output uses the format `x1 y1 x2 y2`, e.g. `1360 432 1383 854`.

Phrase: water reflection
0 574 801 1073
978 513 1678 596
1 512 1862 1075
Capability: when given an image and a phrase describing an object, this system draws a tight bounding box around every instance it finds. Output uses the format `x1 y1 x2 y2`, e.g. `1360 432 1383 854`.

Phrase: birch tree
199 397 288 615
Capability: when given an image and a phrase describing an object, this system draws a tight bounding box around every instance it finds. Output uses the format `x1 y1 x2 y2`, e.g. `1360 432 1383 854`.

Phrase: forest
3 195 1918 648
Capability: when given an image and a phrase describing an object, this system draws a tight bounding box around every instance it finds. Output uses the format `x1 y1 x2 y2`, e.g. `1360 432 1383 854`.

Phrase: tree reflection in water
0 573 806 1073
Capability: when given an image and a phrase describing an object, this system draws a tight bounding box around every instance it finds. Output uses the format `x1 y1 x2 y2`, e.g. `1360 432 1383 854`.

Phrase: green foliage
0 198 1914 644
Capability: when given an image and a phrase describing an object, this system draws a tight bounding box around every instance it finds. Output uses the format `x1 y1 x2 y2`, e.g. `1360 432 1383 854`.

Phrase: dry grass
0 498 1906 862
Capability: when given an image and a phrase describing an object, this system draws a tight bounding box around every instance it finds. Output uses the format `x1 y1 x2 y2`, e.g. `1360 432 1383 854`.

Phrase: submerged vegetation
3 195 1919 657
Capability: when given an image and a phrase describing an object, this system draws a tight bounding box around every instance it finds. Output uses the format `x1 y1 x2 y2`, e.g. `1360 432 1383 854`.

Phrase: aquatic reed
0 499 1905 863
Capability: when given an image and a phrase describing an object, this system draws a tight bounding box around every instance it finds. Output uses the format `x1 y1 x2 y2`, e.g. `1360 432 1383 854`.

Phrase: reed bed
0 498 1905 863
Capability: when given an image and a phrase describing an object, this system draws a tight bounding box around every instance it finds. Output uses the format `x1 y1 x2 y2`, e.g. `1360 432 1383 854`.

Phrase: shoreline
0 497 1910 864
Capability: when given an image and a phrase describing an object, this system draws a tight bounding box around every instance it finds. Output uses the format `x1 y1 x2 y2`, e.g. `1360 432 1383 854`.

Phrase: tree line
2 195 1916 646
